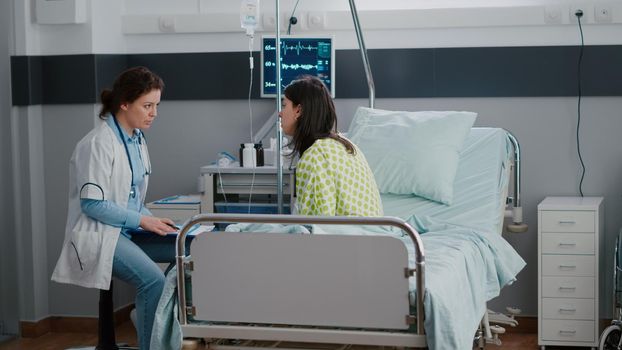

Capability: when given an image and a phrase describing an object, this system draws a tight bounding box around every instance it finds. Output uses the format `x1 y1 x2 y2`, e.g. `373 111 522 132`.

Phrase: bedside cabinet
538 196 604 349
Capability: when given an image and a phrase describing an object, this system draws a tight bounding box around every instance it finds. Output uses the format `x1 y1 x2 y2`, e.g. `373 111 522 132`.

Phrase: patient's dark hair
98 66 164 119
284 76 354 156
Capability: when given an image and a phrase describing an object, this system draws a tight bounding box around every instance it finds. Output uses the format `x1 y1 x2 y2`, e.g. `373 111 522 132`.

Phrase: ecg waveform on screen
264 41 318 56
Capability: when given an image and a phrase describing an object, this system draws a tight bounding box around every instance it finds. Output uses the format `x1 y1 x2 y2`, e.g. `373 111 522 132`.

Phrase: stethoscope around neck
112 115 150 198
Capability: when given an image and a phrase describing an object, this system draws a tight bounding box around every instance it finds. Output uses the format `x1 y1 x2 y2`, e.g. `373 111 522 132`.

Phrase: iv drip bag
240 0 260 36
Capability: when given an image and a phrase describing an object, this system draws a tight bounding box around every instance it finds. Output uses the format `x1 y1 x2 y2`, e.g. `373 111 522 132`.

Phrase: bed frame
175 214 427 349
174 129 525 349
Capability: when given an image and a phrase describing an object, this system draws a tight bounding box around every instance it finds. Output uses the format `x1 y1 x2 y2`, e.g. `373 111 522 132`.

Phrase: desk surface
201 165 295 175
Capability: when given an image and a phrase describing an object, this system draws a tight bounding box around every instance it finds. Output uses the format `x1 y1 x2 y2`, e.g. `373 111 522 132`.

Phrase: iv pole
274 0 375 213
348 0 375 109
275 0 283 213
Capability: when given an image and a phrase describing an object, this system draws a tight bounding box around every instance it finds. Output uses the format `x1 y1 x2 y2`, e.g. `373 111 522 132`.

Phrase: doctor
52 66 175 350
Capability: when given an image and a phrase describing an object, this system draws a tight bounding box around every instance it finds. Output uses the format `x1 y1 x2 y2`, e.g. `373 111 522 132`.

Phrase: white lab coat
51 118 151 290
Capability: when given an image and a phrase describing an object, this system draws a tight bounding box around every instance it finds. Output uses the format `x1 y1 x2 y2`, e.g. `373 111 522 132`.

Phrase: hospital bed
171 126 526 350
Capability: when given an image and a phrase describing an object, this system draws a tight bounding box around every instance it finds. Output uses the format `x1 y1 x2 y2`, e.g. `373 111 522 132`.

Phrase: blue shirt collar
106 114 140 143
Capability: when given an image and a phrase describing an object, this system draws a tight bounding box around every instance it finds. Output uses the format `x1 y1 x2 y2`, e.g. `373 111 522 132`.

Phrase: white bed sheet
380 127 511 234
312 216 525 350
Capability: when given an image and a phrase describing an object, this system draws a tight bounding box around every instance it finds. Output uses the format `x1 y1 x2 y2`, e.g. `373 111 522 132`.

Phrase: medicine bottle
242 143 256 168
239 143 245 167
254 142 264 167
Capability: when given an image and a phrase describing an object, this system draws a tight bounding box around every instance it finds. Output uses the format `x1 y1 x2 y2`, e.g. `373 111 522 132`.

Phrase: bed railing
175 213 426 335
505 131 528 233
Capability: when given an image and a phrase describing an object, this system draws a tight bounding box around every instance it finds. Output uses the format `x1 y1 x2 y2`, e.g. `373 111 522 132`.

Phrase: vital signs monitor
261 36 335 98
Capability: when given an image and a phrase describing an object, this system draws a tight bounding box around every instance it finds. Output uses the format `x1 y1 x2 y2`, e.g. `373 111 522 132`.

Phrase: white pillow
347 107 477 205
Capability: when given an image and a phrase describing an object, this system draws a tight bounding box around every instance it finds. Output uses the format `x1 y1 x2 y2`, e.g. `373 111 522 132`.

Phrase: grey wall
0 0 19 336
39 96 622 318
43 106 105 316
10 0 622 323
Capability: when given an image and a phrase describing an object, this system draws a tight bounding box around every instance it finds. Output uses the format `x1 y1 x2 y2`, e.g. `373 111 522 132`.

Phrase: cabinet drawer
541 233 595 255
542 298 595 320
541 319 595 342
542 276 594 298
542 255 595 277
541 211 595 233
217 174 293 195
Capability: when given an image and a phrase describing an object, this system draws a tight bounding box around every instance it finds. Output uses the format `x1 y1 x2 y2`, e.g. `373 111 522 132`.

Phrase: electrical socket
570 4 591 23
261 13 289 31
262 14 276 30
594 3 613 23
158 15 176 33
307 12 326 30
544 6 563 24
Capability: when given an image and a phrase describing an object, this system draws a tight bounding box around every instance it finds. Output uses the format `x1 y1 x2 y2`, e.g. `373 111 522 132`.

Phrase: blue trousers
112 234 166 350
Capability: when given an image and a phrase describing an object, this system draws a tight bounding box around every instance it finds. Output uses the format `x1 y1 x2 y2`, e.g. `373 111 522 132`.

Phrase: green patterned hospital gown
295 137 383 216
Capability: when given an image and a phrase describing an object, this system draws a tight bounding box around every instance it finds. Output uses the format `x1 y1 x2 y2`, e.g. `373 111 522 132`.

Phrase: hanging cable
248 36 254 142
286 0 301 35
575 10 586 197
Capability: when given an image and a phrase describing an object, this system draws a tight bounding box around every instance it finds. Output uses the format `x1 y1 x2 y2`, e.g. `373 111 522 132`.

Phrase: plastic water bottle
242 143 256 168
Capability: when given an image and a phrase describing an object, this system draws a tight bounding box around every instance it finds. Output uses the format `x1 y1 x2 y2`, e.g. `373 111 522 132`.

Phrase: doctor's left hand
139 215 178 236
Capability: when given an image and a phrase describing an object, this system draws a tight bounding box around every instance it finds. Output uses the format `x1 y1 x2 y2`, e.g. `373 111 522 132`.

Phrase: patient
280 76 383 216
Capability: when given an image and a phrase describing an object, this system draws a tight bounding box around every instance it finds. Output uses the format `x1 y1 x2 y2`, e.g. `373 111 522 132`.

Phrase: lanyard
112 115 146 198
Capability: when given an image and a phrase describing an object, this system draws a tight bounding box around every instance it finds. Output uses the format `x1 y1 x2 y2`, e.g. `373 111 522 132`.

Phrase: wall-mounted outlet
262 13 276 30
544 6 563 24
570 4 591 23
158 15 176 33
261 13 289 31
307 12 326 30
594 4 613 23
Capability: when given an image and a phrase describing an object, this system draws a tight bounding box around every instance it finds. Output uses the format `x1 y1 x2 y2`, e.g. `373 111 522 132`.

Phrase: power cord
575 9 586 197
287 0 301 35
216 165 229 207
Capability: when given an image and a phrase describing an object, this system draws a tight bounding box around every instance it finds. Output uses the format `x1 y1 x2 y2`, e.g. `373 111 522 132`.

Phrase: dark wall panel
11 56 42 106
41 55 97 104
581 46 622 96
94 55 129 97
337 48 435 98
128 52 262 100
11 45 622 106
435 46 580 97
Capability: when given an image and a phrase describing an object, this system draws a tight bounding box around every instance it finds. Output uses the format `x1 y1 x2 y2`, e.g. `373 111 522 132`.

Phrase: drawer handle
559 330 577 335
559 286 577 291
559 308 576 313
558 243 576 248
558 220 576 225
558 265 577 270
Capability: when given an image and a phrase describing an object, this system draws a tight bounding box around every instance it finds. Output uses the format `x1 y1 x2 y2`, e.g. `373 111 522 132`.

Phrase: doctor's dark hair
98 66 165 119
284 76 354 156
